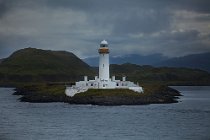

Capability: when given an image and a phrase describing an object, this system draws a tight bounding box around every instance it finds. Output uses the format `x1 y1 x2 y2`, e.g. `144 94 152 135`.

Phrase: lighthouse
65 40 143 97
99 40 110 81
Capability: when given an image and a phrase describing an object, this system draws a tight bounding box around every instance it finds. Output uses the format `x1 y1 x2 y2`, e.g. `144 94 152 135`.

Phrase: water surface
0 86 210 140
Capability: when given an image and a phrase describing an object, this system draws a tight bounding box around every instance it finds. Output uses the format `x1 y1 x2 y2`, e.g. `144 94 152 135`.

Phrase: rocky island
14 84 181 105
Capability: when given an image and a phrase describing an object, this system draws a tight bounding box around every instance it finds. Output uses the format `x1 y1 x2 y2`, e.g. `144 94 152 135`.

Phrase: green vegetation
110 63 210 85
15 84 66 96
70 85 181 105
0 48 95 85
75 84 180 97
14 84 71 103
16 84 180 98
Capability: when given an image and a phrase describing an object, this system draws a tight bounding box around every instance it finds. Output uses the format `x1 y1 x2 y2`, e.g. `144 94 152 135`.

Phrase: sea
0 86 210 140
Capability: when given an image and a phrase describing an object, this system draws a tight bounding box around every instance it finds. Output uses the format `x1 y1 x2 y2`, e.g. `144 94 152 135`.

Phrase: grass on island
15 83 181 104
16 84 66 96
16 83 178 98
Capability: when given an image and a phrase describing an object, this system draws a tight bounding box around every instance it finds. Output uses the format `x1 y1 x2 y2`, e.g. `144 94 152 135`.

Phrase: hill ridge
0 47 95 84
0 48 210 86
84 52 210 72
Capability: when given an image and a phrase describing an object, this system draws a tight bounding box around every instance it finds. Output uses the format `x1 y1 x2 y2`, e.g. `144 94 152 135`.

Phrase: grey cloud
194 15 210 22
147 30 210 56
0 0 210 59
0 0 11 18
177 0 210 13
112 9 171 35
45 0 210 13
111 29 210 57
157 30 200 42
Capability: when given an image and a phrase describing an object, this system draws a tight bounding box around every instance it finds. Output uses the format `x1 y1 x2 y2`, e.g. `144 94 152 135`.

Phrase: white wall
99 53 110 81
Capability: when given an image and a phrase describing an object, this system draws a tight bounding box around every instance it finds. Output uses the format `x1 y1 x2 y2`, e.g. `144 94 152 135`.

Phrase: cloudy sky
0 0 210 59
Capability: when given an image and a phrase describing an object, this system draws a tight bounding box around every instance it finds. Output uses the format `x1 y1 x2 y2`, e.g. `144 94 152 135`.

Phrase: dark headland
1 48 210 105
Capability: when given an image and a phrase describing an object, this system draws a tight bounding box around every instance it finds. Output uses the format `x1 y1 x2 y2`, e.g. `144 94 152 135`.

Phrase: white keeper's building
65 40 143 97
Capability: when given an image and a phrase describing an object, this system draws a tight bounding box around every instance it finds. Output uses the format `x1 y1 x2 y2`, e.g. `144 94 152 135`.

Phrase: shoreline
13 84 182 106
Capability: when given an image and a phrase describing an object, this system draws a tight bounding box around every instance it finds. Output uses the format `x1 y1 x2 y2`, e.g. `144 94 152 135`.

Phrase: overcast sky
0 0 210 58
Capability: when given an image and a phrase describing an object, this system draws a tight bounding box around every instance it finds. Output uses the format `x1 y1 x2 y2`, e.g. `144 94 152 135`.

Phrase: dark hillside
110 63 210 85
156 52 210 72
0 48 95 85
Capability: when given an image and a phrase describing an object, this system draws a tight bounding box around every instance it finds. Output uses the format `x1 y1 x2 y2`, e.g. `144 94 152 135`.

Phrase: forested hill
110 63 210 85
0 48 210 86
0 48 95 85
156 52 210 72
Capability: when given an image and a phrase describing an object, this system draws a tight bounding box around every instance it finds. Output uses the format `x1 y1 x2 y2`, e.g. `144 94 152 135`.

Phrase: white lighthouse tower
99 40 110 81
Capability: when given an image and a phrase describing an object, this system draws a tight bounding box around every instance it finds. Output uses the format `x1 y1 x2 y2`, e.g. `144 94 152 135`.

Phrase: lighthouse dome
100 40 108 47
101 40 108 45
